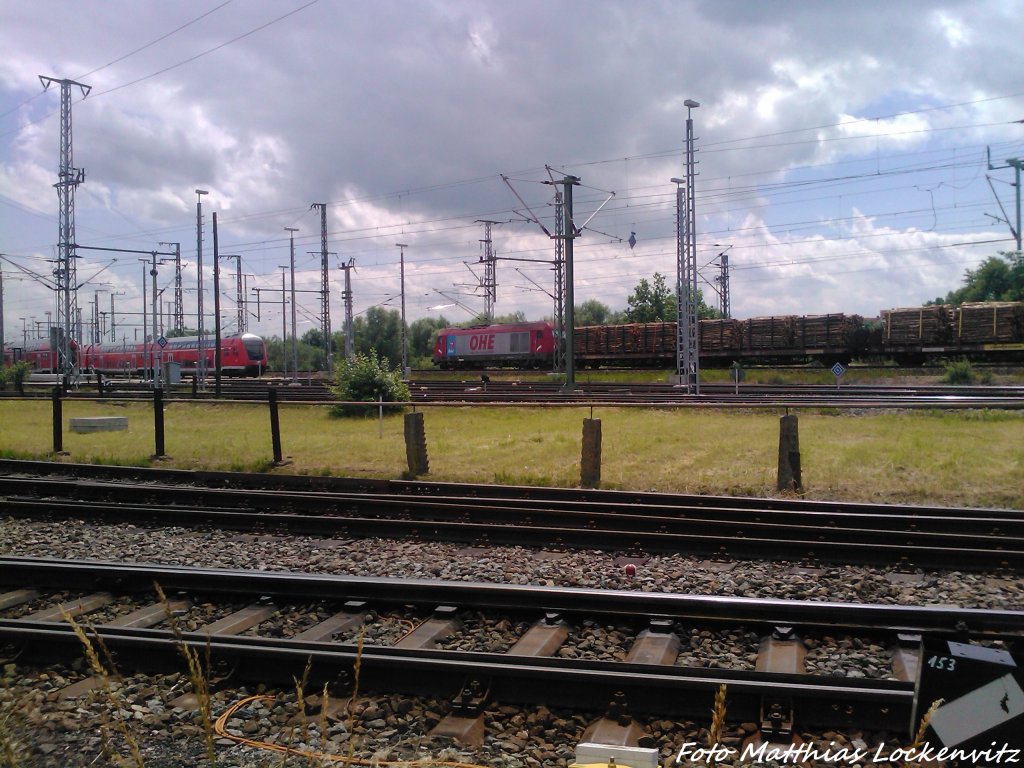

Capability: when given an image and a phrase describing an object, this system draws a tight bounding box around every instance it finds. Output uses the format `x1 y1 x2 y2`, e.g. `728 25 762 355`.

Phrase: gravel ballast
2 513 1022 766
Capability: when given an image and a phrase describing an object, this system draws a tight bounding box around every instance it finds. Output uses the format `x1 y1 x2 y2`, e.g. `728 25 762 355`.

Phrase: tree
930 252 1024 305
574 299 617 326
166 327 199 339
409 316 450 362
353 306 402 366
301 328 325 349
466 310 526 327
623 273 720 322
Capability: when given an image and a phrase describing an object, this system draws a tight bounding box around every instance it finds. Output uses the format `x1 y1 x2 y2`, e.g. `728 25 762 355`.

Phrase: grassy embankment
0 399 1020 509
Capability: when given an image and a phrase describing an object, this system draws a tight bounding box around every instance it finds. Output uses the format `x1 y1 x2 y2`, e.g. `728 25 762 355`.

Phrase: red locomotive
432 321 555 369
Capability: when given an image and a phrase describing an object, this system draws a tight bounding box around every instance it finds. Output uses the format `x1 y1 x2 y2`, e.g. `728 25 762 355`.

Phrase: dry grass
0 400 1021 508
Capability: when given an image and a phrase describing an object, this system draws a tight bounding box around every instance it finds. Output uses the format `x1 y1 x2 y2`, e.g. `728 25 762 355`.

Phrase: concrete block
69 416 129 433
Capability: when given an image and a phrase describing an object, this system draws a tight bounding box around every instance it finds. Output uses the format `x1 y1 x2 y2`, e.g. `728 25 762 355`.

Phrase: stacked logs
953 302 1024 343
881 305 951 345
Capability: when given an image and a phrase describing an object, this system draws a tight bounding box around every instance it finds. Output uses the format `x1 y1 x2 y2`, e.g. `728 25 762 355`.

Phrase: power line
0 1 320 140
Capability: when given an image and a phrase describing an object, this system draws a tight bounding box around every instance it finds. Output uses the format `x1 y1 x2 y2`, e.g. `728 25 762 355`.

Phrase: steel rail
0 620 913 729
4 493 1023 571
5 474 1023 537
3 557 1023 636
1 458 1019 520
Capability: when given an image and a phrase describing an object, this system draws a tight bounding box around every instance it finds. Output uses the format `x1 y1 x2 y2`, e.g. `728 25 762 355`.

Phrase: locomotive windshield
243 336 265 360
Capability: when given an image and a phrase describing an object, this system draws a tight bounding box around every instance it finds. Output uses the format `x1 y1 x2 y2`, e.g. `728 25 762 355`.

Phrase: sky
2 0 1023 347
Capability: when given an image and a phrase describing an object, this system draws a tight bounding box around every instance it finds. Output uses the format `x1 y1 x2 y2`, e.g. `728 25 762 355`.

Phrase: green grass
0 400 1021 508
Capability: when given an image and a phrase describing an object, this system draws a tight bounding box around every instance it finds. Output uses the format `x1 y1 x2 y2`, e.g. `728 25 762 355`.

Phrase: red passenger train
81 333 268 376
2 333 268 377
1 338 80 371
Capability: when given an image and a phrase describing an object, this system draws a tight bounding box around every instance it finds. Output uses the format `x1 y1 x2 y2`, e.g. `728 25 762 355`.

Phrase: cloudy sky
2 0 1023 346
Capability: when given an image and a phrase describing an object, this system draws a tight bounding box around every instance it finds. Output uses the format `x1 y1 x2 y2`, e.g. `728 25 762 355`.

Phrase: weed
904 698 943 767
155 583 216 767
706 683 727 766
0 694 25 768
61 609 144 767
941 358 975 384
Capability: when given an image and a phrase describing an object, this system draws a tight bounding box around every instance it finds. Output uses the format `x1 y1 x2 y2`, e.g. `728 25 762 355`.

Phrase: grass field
0 399 1021 509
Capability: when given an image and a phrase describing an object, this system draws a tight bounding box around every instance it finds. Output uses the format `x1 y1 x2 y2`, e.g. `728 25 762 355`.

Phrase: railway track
2 459 1022 570
5 376 1024 407
4 556 1022 739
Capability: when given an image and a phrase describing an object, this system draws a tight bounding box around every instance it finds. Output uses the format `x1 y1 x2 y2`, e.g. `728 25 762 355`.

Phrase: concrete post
777 414 802 491
404 411 429 476
581 417 602 489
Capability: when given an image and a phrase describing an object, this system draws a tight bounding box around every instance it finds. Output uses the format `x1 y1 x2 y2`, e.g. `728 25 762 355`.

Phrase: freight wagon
431 301 1024 369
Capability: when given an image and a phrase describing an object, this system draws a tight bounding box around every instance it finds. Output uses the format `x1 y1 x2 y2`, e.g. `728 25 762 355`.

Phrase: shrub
0 361 30 392
329 351 410 417
941 358 975 385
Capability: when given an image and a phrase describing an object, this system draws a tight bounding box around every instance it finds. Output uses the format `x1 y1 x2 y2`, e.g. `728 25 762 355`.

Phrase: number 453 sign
916 638 1024 752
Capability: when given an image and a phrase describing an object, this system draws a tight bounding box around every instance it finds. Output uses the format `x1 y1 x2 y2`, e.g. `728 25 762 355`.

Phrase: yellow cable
213 694 489 768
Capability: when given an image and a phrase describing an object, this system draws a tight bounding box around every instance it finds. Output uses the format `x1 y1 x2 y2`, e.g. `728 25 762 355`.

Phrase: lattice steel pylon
476 220 502 322
311 203 332 371
340 257 355 359
40 76 90 376
675 99 700 394
717 252 730 319
234 253 245 333
159 242 184 333
552 191 566 373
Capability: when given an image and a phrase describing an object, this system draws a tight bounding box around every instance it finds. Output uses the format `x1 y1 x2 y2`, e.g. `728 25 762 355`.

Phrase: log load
574 322 676 357
699 319 742 352
794 313 863 350
881 306 951 346
954 302 1024 344
742 315 796 350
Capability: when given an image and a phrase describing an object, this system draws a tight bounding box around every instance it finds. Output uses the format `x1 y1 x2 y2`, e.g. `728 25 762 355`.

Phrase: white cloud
1 0 1021 345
